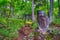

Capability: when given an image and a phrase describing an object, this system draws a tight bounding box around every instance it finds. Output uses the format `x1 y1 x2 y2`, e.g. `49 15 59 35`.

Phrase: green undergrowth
53 18 60 25
0 17 38 38
0 16 60 39
0 17 25 37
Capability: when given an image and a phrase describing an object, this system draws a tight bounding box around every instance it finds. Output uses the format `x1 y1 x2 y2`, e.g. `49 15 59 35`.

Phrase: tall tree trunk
9 0 14 18
58 0 60 18
46 0 49 17
32 0 35 22
0 8 2 16
44 0 46 6
46 0 48 11
4 5 7 17
9 0 12 17
49 0 54 23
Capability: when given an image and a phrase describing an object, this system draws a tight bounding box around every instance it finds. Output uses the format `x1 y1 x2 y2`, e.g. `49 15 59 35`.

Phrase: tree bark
32 0 35 22
49 0 54 24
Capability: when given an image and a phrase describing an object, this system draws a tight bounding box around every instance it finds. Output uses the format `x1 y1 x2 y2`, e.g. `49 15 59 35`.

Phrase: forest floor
0 23 60 40
50 23 60 31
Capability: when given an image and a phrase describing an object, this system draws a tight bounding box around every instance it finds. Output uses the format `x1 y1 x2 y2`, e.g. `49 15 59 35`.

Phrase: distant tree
49 0 54 23
58 0 60 18
46 0 49 10
3 5 7 17
32 0 35 22
9 0 14 17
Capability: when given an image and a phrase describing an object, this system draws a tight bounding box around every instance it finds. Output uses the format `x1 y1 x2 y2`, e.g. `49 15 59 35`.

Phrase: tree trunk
32 0 35 22
46 0 49 11
0 8 2 16
9 0 14 18
44 0 46 6
58 0 60 18
9 0 12 17
4 5 7 17
49 0 54 24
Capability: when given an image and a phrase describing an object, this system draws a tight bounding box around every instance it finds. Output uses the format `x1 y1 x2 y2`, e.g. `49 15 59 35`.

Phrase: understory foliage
0 17 25 37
